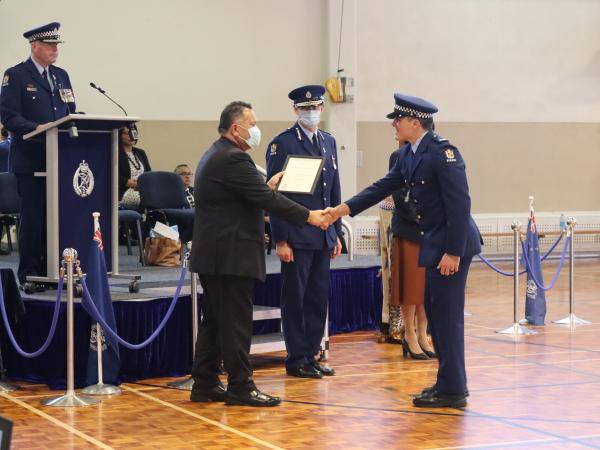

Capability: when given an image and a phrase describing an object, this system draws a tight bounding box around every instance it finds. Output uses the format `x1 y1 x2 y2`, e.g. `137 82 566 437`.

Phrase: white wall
357 0 600 122
0 0 325 120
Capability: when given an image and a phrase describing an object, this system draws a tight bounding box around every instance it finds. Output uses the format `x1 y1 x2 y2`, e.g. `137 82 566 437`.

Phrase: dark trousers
15 174 46 284
191 274 255 394
280 249 330 369
425 257 472 396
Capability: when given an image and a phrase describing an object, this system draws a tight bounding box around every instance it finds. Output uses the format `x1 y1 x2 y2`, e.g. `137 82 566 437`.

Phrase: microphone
89 82 138 141
89 82 128 115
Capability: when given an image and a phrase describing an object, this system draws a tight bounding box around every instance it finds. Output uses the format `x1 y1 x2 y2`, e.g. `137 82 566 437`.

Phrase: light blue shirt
411 130 429 154
298 122 317 143
31 56 55 91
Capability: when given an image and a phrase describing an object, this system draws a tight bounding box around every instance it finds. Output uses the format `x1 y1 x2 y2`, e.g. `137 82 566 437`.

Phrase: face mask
298 110 321 128
239 125 261 148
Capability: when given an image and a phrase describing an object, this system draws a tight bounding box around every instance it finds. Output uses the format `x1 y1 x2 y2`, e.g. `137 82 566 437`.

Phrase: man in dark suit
325 93 481 408
189 101 331 407
266 85 342 379
0 23 76 287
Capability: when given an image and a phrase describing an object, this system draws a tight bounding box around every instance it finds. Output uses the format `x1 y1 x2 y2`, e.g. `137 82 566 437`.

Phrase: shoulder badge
1 75 9 87
73 160 95 197
444 148 456 162
269 143 277 155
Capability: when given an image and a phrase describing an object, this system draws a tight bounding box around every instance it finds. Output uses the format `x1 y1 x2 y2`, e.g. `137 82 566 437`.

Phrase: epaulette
432 133 448 143
273 127 296 141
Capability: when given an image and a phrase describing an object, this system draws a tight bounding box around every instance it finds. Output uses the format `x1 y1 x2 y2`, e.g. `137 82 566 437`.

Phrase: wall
2 0 599 214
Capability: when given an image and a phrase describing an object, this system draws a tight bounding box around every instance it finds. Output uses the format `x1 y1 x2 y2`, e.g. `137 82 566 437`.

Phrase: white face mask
298 110 321 128
239 125 262 148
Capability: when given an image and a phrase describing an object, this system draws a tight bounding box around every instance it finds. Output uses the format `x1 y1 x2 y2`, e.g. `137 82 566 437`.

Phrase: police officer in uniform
0 23 76 288
266 85 342 378
326 93 481 407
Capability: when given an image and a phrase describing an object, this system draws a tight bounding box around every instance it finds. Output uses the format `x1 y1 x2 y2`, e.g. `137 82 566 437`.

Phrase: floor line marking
0 392 114 450
121 385 284 450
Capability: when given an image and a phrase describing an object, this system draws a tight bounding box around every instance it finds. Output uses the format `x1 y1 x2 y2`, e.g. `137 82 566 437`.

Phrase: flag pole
81 213 121 396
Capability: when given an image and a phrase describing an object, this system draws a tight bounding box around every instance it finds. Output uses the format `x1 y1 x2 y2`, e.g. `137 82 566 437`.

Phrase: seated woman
118 125 151 210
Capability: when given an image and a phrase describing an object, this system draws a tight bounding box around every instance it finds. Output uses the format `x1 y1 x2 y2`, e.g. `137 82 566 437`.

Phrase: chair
137 171 195 244
118 209 145 265
0 173 20 253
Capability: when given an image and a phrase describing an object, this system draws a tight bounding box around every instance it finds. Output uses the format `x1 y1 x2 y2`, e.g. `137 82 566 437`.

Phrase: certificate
277 155 325 195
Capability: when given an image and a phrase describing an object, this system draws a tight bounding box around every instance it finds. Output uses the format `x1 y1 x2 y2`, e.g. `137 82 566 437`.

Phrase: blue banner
82 231 120 385
522 218 547 325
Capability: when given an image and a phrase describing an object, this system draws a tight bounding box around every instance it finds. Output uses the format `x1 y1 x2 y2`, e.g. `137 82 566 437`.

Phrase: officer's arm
330 138 343 236
435 147 471 256
0 69 39 134
265 138 291 244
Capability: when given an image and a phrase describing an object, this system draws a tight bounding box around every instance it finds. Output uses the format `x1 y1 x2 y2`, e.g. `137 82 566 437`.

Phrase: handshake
306 204 349 230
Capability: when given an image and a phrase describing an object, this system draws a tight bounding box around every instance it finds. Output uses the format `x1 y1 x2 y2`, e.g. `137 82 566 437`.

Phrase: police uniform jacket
266 123 342 250
0 58 75 174
389 149 421 243
190 136 309 282
346 131 481 267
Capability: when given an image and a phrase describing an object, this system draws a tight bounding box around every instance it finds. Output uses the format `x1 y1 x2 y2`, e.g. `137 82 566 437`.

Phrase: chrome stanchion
81 323 121 396
497 222 537 336
553 217 591 327
169 243 198 390
42 249 100 407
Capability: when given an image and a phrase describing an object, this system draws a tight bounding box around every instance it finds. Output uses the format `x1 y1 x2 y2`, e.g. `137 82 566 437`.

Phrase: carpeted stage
0 249 382 389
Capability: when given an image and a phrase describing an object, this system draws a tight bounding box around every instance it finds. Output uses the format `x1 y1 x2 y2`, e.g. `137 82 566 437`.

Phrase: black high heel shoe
418 340 437 359
402 338 428 360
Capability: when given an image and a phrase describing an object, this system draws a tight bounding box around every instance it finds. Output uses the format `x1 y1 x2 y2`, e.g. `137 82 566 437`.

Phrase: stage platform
0 248 382 388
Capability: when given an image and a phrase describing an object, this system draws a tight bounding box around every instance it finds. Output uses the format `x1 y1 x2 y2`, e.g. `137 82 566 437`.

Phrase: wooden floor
3 259 600 449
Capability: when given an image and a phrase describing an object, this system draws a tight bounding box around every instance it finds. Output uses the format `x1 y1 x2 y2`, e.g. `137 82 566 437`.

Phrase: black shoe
402 339 428 360
0 248 9 256
413 391 467 408
190 381 226 402
310 361 335 376
286 365 323 379
420 385 469 398
225 389 281 407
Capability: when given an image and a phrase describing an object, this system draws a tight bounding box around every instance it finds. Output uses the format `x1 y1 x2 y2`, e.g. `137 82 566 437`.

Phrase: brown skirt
390 237 425 306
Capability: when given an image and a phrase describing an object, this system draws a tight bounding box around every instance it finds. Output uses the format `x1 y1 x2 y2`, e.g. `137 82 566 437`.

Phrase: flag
522 213 547 325
82 220 120 385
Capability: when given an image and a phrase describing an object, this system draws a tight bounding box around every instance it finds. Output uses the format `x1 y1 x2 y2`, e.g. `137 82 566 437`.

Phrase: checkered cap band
395 104 433 119
28 29 61 43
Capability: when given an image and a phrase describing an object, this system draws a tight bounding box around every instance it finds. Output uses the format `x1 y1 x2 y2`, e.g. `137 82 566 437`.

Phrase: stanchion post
42 249 100 407
497 221 537 336
168 242 197 390
553 217 591 327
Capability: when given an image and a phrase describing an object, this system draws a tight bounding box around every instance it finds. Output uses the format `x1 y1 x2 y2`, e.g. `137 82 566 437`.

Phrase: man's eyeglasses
179 172 193 176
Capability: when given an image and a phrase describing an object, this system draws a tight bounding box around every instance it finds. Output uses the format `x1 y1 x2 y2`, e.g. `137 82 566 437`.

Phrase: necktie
312 134 319 150
407 150 415 175
41 69 53 92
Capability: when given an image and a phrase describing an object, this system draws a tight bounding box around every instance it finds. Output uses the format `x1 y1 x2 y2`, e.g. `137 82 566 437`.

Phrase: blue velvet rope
520 236 570 291
80 267 187 350
0 277 64 358
476 233 564 276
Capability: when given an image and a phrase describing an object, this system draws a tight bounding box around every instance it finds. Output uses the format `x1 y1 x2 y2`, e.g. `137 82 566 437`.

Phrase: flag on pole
522 204 547 325
82 213 120 385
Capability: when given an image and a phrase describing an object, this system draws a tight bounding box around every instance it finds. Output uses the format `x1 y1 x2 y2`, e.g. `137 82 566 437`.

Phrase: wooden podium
23 114 140 283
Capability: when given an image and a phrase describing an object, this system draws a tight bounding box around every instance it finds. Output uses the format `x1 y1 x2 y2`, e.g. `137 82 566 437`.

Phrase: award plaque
276 155 325 195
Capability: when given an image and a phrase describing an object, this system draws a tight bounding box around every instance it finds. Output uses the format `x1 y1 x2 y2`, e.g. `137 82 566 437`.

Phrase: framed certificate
277 155 325 195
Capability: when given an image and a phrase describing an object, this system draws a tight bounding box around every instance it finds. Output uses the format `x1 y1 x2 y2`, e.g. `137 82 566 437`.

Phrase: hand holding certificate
276 155 325 195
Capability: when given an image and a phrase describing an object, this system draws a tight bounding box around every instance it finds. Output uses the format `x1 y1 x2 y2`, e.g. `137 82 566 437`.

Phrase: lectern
23 114 140 283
